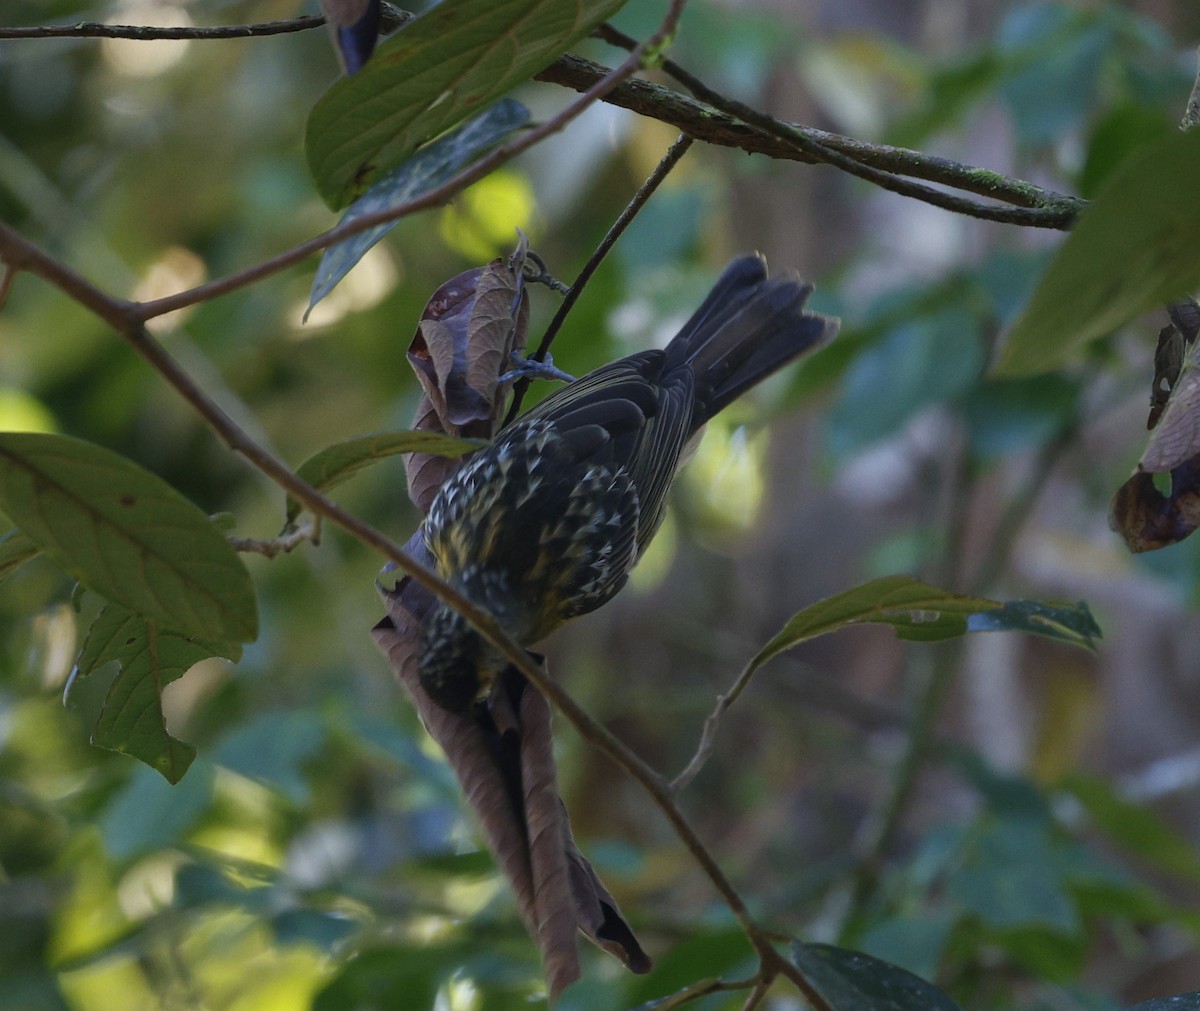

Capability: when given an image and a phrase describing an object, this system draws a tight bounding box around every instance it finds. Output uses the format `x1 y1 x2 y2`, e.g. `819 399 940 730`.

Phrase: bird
417 254 839 712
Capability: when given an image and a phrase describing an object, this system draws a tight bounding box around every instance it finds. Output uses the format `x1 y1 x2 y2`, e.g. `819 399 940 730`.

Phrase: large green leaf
286 430 485 525
0 528 39 580
790 942 962 1011
75 605 241 783
305 0 628 208
996 128 1200 377
308 98 529 314
0 433 257 642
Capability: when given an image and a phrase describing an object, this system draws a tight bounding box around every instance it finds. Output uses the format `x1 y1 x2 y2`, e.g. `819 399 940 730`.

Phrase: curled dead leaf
1110 459 1200 552
371 539 649 995
407 234 530 434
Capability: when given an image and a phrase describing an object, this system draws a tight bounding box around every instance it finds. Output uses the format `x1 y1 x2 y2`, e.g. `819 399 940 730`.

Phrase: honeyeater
417 254 839 712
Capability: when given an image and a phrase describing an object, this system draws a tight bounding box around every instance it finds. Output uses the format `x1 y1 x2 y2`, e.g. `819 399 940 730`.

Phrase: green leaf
313 945 454 1011
965 598 1102 651
857 913 955 983
216 710 328 804
100 760 216 859
1063 774 1200 885
827 307 986 455
1126 992 1200 1011
996 129 1200 377
749 577 1102 676
286 430 485 525
0 527 40 580
75 605 240 783
750 576 1000 670
789 942 962 1011
305 0 628 208
945 817 1080 934
0 433 257 643
308 98 530 313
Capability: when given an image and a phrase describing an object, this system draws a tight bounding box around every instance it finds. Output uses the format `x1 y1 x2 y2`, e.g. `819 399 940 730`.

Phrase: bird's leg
499 350 576 385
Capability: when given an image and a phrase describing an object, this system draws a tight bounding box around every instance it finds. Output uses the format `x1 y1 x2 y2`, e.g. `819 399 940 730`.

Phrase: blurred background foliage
3 1 1200 1008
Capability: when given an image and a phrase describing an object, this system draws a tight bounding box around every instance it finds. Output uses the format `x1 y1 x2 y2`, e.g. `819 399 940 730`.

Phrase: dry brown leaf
564 825 652 974
404 396 467 515
518 677 581 1000
1110 459 1200 552
372 537 539 935
372 544 651 991
406 235 530 434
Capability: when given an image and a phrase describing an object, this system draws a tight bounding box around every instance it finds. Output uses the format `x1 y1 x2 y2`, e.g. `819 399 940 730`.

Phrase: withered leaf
371 538 649 992
1146 297 1200 437
1113 298 1200 552
1110 459 1200 552
372 536 538 934
407 235 530 434
405 396 468 515
517 676 580 999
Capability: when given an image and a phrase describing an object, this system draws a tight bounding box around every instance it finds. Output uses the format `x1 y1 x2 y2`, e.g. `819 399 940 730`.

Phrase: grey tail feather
664 254 839 423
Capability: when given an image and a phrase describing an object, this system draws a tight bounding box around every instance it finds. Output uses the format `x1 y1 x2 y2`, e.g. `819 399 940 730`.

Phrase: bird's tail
664 254 839 422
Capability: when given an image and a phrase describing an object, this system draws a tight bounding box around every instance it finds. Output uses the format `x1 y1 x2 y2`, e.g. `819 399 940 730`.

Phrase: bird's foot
499 350 575 385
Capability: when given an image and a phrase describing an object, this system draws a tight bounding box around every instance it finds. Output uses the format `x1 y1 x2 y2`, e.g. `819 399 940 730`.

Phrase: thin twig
740 976 773 1010
505 132 695 424
632 974 759 1010
0 16 326 40
672 654 756 792
229 522 318 559
538 54 1085 228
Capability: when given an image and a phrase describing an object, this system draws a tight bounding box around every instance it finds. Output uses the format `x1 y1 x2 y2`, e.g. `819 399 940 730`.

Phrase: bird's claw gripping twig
499 350 576 385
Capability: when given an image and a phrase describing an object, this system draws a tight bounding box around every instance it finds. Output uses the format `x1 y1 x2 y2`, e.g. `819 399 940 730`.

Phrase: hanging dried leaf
516 676 580 999
371 543 649 991
1110 461 1200 552
372 538 539 933
405 396 472 514
403 236 532 512
407 235 530 433
1111 298 1200 551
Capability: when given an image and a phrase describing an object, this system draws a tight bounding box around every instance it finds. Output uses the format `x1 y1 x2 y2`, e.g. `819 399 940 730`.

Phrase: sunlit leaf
0 527 39 580
286 430 485 525
305 0 628 207
0 433 257 643
996 129 1200 377
790 942 962 1011
74 605 240 783
308 98 530 313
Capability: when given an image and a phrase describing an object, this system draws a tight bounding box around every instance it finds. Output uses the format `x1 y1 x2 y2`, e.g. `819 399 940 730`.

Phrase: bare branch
539 53 1085 229
229 522 319 559
0 16 326 40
